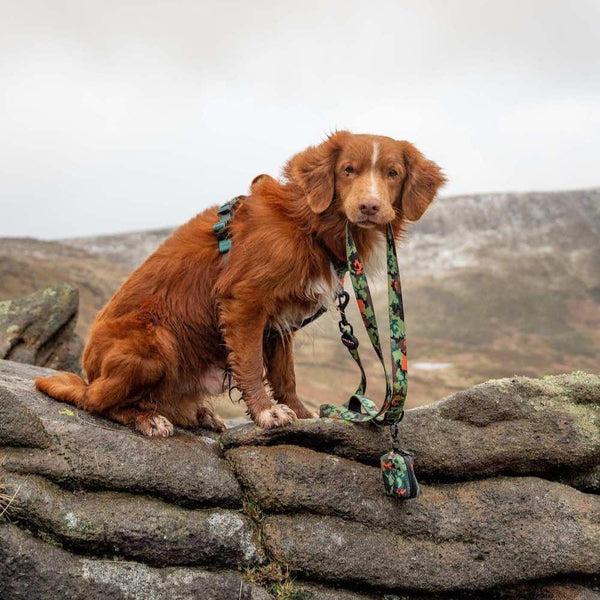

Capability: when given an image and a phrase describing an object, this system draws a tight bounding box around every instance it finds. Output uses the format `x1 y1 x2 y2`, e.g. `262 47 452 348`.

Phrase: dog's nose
359 199 380 216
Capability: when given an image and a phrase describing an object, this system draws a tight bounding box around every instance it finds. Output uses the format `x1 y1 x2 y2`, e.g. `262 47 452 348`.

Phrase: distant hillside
1 188 599 418
0 238 128 338
65 228 175 272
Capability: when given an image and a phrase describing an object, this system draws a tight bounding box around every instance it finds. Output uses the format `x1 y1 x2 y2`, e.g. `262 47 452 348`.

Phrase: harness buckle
217 202 233 216
213 219 230 240
218 238 232 254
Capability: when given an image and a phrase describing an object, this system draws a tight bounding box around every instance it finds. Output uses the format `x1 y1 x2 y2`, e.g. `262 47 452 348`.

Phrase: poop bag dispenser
380 424 420 498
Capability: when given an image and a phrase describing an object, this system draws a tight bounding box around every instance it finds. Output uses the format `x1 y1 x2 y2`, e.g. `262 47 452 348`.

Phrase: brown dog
35 131 445 436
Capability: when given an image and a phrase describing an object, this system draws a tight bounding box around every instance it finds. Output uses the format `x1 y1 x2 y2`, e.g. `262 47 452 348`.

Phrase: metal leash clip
335 291 359 350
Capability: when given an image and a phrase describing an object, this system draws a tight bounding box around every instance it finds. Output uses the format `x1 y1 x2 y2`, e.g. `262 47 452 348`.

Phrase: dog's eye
388 169 398 178
344 165 354 176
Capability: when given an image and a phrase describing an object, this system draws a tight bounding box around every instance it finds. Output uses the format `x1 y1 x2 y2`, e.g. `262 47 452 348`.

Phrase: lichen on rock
0 284 84 373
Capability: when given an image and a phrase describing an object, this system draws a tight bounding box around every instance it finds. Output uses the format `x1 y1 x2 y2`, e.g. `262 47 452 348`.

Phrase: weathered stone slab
1 471 262 568
297 584 388 599
0 385 51 448
0 284 83 373
261 474 600 592
221 416 389 462
0 360 242 507
280 580 600 600
228 445 398 526
0 524 271 600
223 373 600 489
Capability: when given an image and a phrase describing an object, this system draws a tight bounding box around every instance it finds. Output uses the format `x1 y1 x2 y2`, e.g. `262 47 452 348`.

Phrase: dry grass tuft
243 562 287 587
0 482 21 520
242 563 310 600
272 578 311 600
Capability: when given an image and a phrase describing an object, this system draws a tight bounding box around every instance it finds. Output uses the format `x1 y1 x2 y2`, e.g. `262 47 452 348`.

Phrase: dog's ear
284 131 350 213
399 142 446 221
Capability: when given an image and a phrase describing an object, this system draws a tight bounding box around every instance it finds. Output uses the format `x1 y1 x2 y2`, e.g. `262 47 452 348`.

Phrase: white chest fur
268 235 387 335
269 265 341 335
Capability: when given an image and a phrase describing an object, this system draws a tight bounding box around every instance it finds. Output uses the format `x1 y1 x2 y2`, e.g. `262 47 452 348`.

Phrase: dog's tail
35 372 88 407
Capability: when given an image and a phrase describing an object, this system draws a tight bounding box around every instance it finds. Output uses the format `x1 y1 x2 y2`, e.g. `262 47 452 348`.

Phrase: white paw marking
255 405 297 429
148 415 174 437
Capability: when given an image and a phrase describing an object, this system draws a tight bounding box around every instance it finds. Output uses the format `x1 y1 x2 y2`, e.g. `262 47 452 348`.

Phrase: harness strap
213 196 244 254
312 234 347 277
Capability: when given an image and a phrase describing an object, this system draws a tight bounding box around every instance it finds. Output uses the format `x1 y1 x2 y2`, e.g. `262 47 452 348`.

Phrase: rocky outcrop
0 361 242 506
1 358 600 599
229 444 600 592
0 284 83 373
3 471 259 568
261 479 600 592
222 373 600 491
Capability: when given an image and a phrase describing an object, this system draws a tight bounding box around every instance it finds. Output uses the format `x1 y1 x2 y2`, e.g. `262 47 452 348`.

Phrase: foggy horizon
40 183 600 242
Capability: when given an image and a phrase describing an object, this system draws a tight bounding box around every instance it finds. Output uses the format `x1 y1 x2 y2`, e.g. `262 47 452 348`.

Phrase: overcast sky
1 0 599 239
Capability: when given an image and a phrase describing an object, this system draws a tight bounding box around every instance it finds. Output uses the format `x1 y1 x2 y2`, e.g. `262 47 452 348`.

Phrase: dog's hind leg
265 334 318 419
82 350 166 413
88 347 178 436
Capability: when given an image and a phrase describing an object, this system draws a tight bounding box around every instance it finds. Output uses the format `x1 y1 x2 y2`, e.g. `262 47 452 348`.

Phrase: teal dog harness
214 198 419 499
212 196 243 254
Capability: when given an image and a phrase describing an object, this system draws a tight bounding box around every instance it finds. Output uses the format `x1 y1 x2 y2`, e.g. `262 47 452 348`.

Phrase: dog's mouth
345 206 394 228
353 216 392 228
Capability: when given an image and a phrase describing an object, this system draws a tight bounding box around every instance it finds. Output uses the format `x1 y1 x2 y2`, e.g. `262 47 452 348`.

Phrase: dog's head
284 131 446 227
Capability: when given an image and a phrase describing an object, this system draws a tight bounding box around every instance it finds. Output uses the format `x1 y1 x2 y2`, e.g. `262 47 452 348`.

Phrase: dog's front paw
255 405 297 429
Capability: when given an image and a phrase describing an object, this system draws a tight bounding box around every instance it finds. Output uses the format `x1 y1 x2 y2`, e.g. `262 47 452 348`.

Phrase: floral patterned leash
320 223 420 499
